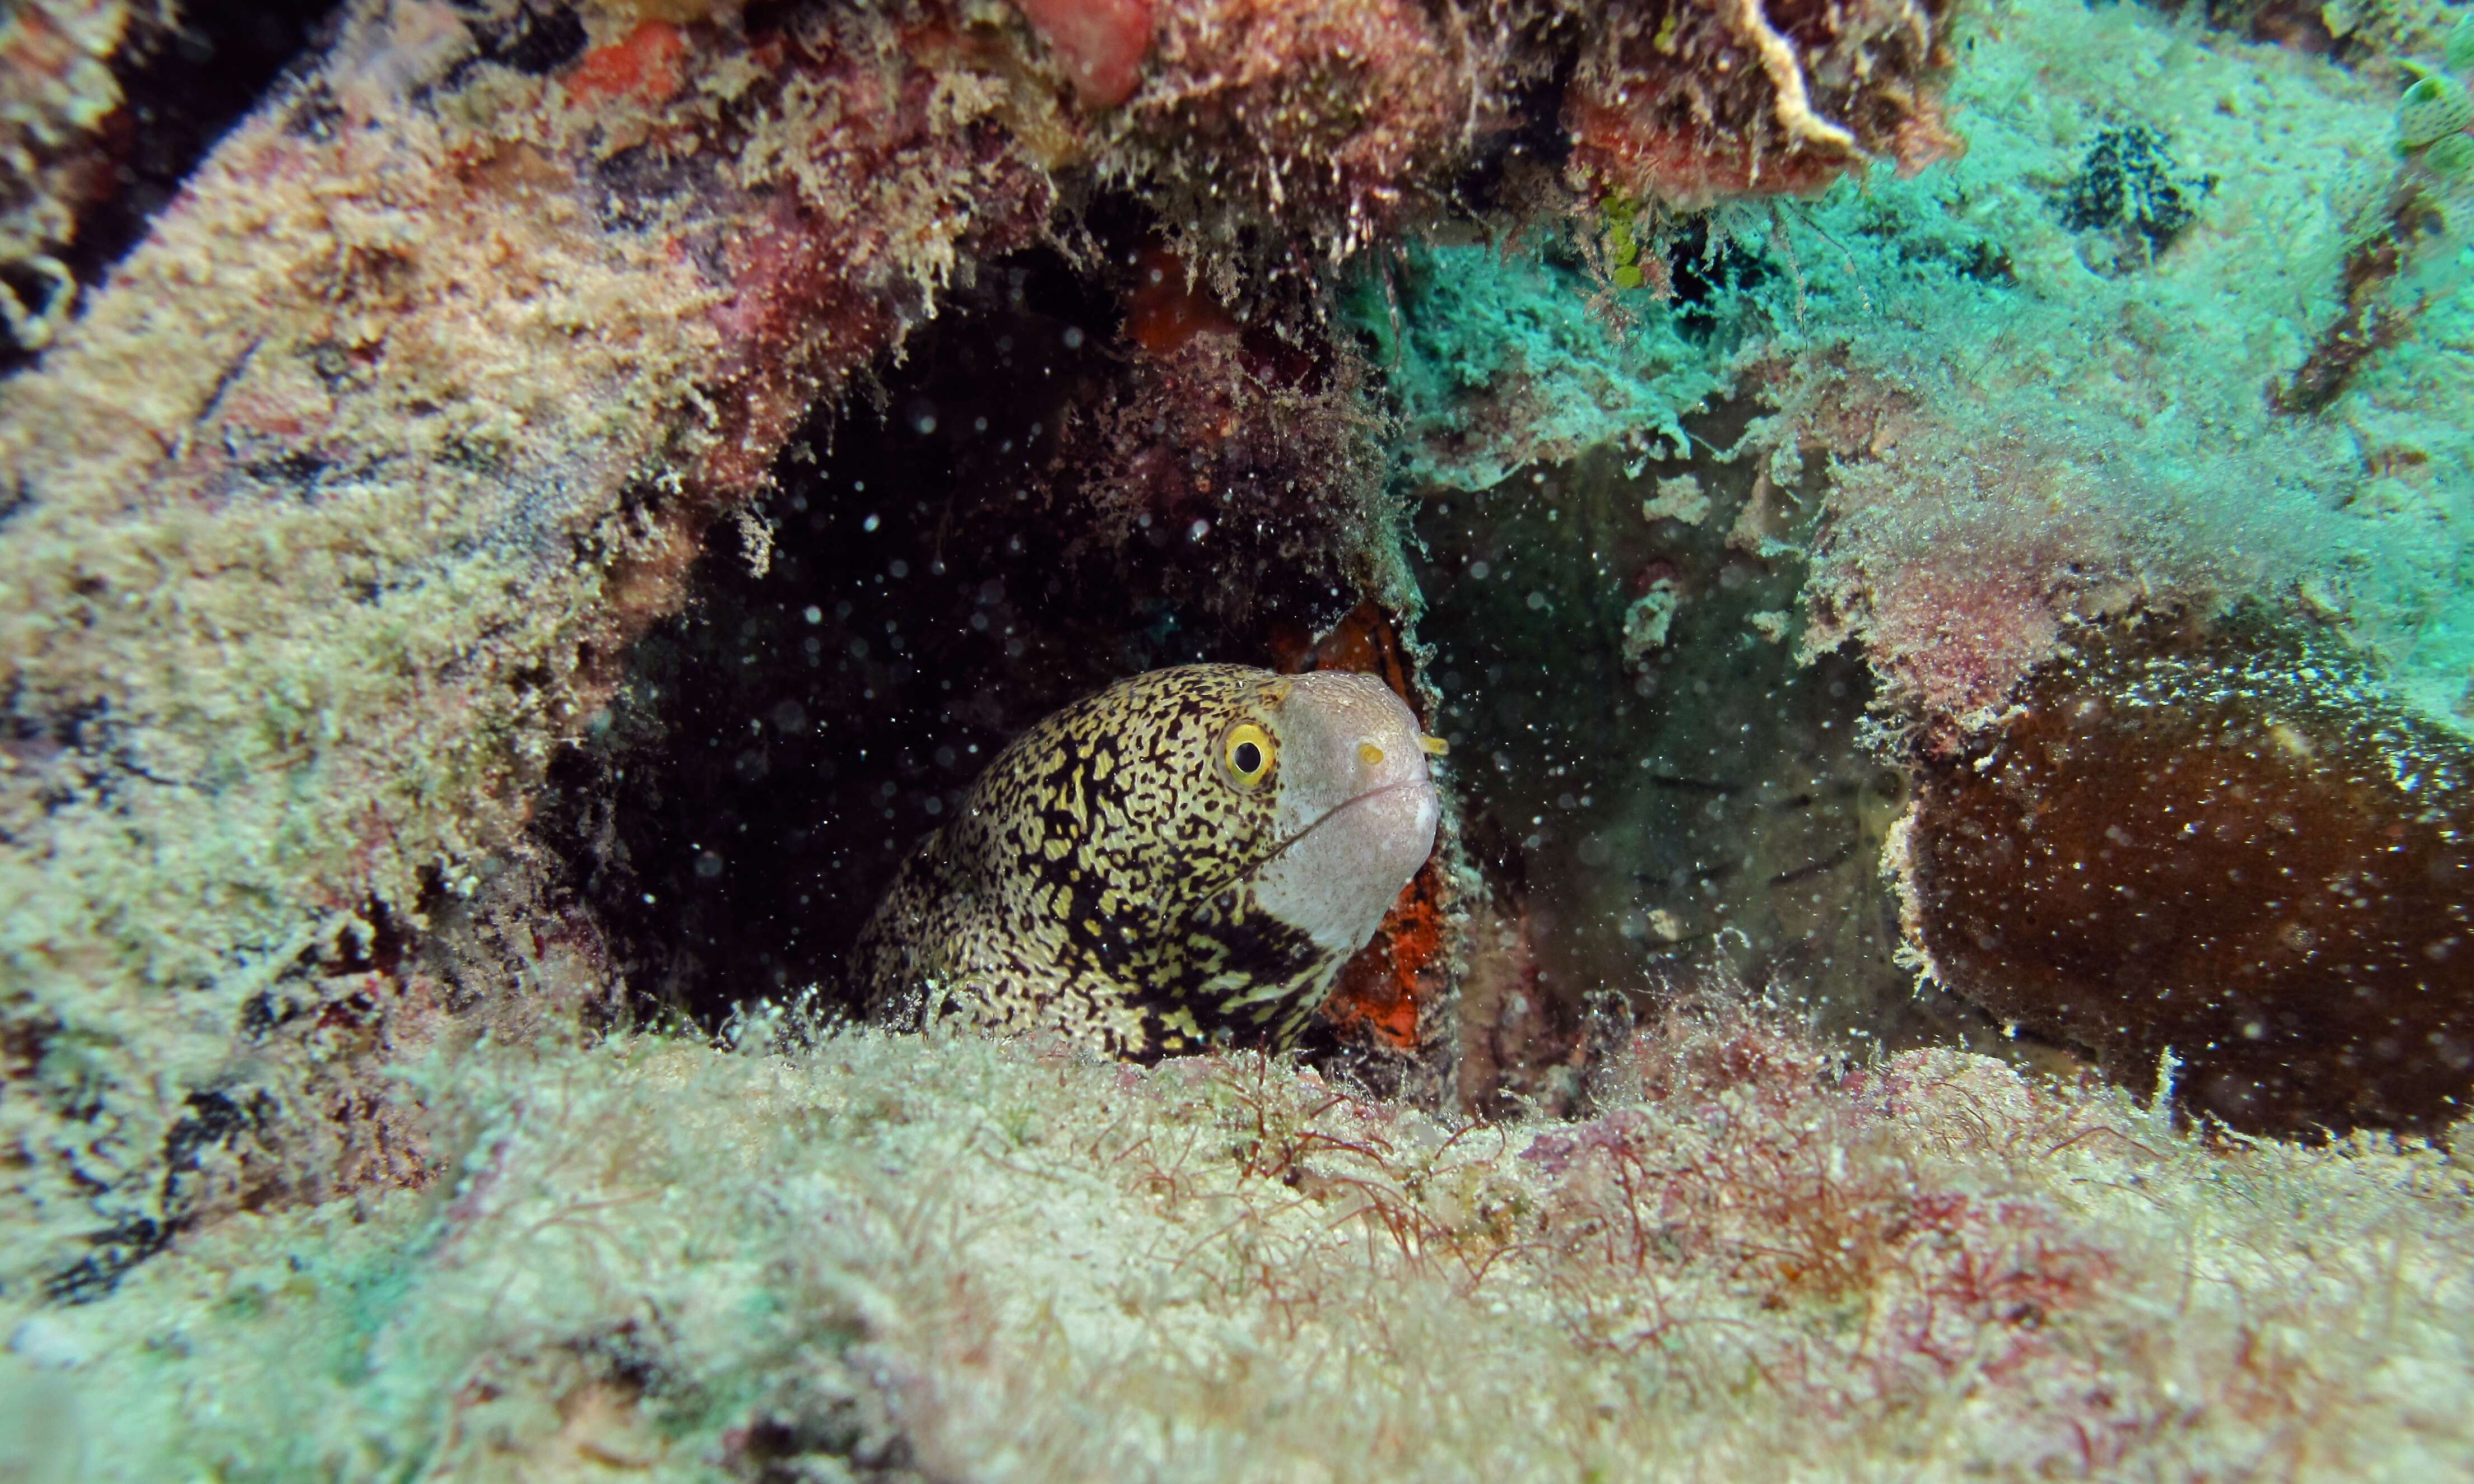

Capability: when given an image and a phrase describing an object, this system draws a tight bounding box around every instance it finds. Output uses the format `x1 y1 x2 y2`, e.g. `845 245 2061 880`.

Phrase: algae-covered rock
0 0 1069 1297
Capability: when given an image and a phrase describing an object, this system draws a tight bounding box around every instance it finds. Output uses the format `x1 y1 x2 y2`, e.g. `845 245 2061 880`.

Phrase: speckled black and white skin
852 664 1441 1058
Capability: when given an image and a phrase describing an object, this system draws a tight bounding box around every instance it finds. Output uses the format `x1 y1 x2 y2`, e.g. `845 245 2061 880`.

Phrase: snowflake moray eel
853 664 1443 1057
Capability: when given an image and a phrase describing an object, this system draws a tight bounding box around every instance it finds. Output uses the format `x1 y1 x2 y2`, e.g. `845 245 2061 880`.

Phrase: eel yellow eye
1221 722 1275 788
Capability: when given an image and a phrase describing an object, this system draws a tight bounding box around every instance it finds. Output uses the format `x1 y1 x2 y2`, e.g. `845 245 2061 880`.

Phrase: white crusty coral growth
10 1005 2474 1481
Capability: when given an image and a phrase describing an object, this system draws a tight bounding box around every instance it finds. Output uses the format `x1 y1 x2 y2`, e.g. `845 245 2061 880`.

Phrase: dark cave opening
1399 412 2025 1100
538 234 2026 1100
545 247 1379 1034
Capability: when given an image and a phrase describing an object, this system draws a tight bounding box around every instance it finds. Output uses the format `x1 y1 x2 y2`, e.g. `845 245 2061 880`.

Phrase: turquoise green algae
1366 0 2474 726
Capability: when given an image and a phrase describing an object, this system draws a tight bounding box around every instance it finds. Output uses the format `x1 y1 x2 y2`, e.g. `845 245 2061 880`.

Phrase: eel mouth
1187 778 1441 907
1241 776 1443 954
1256 777 1440 872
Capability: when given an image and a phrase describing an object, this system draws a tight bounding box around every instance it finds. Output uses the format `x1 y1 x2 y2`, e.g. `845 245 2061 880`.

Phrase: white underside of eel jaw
1249 669 1441 955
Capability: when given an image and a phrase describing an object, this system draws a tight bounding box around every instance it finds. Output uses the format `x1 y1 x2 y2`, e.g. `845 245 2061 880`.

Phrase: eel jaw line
1247 776 1441 955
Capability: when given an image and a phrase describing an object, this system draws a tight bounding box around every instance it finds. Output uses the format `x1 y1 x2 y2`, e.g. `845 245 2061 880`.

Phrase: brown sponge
1905 624 2474 1137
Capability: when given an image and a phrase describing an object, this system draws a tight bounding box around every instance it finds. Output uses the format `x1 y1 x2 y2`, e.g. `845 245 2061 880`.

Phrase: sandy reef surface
12 1012 2474 1481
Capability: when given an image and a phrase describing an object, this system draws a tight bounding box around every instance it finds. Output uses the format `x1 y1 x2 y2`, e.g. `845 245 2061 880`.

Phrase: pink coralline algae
1014 0 1157 107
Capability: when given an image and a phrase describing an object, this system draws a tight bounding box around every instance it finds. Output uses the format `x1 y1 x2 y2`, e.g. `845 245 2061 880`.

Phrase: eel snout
1251 671 1441 954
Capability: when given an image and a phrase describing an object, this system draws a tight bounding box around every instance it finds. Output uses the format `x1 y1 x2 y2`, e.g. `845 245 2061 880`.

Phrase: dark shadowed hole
543 249 1368 1033
1404 405 2019 1098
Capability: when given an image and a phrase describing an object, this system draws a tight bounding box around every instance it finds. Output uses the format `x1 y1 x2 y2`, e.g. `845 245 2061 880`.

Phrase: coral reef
1359 0 2474 1121
0 0 1063 1297
546 246 1415 1050
8 0 2474 1469
0 0 1980 1301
